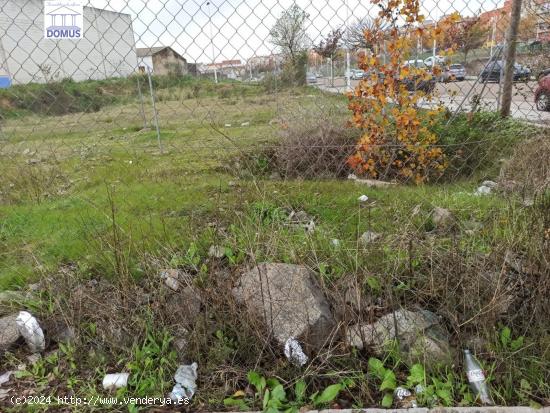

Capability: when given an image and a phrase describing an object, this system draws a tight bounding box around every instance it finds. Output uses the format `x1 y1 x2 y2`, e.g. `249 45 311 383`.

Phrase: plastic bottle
464 349 493 405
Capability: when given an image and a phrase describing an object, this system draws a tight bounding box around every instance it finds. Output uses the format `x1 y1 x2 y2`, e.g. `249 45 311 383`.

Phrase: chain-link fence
0 0 549 409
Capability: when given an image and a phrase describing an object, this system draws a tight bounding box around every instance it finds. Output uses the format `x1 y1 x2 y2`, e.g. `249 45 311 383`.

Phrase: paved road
315 76 550 125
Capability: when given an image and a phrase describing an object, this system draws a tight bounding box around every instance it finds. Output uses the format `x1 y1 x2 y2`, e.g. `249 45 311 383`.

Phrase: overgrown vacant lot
0 79 548 411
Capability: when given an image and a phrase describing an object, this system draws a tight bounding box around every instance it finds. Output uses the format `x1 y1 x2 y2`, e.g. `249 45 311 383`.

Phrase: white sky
87 0 506 63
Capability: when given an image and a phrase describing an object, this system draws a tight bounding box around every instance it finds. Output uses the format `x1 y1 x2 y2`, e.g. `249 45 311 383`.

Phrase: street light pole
344 0 351 91
206 1 218 83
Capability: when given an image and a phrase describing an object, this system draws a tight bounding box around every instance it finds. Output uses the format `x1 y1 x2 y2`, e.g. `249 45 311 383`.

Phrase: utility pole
500 0 523 117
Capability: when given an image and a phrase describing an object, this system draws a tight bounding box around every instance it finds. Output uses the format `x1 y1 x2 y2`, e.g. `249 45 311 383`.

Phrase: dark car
535 74 550 111
538 68 550 81
480 60 530 82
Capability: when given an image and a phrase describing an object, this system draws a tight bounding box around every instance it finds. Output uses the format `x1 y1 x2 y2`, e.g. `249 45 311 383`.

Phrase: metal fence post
500 0 523 118
136 76 148 130
146 68 163 154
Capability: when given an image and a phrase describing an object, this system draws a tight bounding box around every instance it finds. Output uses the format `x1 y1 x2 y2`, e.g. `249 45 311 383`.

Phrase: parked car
306 72 317 84
480 60 530 82
401 60 436 93
538 68 550 81
349 69 366 80
424 55 445 68
535 74 550 111
447 64 466 81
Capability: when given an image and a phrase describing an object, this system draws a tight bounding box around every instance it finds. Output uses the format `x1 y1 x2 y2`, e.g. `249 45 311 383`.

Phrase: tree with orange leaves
347 0 457 184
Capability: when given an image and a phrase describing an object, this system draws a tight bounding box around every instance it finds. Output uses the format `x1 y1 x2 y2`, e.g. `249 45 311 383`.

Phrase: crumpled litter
475 180 497 196
394 387 412 400
102 373 129 390
395 386 418 408
0 371 13 386
358 195 369 202
170 362 198 402
284 337 308 366
475 185 492 196
16 311 45 353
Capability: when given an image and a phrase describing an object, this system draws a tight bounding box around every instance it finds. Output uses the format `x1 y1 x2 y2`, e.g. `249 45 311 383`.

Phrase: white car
424 55 445 67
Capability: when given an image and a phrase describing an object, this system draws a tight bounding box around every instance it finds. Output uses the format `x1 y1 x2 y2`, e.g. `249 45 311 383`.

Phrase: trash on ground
170 362 198 402
102 373 130 391
394 387 412 400
241 122 250 127
358 195 369 203
475 185 492 196
331 239 340 247
0 371 13 386
16 311 45 353
464 349 493 405
284 337 308 366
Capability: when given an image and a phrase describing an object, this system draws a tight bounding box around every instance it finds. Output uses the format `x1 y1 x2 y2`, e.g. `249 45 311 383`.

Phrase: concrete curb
219 409 549 413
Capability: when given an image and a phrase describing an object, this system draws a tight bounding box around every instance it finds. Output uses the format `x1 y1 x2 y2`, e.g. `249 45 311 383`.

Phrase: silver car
448 64 466 81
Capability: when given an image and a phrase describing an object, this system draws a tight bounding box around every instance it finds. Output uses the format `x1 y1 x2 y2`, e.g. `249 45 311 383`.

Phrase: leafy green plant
368 358 397 408
224 372 349 413
125 330 177 397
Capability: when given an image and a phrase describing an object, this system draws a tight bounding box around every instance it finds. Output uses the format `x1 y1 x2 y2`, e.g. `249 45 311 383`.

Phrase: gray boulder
347 309 452 367
233 263 335 348
431 207 454 230
0 314 21 352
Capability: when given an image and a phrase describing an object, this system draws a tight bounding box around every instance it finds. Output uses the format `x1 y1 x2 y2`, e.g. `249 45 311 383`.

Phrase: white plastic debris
170 362 198 402
102 373 129 391
331 239 341 247
0 371 13 386
284 337 308 367
358 195 369 203
15 311 45 353
348 174 358 181
475 185 492 196
241 122 250 127
481 180 497 188
224 123 232 127
395 387 412 400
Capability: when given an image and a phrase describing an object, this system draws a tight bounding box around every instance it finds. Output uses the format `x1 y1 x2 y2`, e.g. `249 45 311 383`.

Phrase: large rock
347 309 451 367
233 263 335 348
0 314 21 352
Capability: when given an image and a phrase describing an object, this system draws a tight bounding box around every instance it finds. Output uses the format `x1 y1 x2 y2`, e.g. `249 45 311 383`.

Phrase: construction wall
0 0 137 84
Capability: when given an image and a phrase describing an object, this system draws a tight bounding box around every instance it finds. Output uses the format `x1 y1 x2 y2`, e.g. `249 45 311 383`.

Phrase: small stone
0 314 21 352
347 309 452 367
159 269 188 291
481 180 497 188
431 207 454 229
208 245 225 259
288 210 312 224
228 181 236 187
240 122 250 127
360 231 382 244
26 353 41 365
